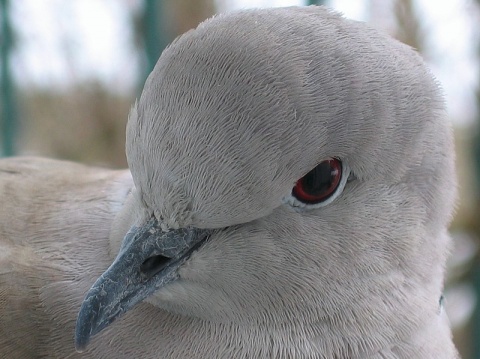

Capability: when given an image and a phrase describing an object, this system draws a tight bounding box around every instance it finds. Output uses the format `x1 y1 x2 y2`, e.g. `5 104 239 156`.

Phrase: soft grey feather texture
1 6 457 359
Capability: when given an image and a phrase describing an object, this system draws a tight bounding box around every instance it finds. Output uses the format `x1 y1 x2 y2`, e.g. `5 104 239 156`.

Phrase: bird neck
126 298 456 359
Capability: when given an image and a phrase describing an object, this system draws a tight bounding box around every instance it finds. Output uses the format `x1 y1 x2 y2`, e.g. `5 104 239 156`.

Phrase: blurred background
0 0 479 356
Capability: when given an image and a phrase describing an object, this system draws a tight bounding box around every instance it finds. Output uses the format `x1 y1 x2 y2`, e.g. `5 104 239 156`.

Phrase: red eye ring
292 158 342 204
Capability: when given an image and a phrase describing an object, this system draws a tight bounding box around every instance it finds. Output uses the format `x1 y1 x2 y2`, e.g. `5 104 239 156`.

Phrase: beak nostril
140 255 171 278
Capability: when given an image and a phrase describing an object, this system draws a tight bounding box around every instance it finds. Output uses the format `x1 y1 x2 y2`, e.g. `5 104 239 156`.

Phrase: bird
0 6 458 359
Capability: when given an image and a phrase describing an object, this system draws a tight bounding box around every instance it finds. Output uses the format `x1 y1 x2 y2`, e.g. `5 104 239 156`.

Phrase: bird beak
74 218 210 352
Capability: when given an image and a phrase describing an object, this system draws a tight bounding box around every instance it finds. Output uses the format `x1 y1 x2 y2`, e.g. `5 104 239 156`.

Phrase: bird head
75 7 456 353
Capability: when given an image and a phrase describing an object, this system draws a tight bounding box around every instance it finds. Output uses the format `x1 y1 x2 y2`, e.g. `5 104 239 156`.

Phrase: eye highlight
283 158 351 211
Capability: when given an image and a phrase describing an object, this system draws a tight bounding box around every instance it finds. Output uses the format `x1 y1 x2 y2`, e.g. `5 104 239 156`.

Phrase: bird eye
292 158 342 204
283 158 351 211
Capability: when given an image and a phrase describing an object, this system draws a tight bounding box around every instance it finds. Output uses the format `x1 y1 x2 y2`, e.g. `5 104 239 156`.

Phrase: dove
1 6 458 358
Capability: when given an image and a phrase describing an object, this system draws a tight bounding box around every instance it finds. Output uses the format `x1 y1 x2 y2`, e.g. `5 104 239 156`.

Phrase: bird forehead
126 98 320 228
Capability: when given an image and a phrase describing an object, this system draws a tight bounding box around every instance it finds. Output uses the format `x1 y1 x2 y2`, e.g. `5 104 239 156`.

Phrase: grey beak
74 218 210 352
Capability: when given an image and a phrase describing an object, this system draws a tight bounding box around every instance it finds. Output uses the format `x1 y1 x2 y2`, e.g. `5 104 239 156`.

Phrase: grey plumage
0 6 458 358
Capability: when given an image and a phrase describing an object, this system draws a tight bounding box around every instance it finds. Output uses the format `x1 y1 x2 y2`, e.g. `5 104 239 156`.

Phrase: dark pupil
302 162 335 195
